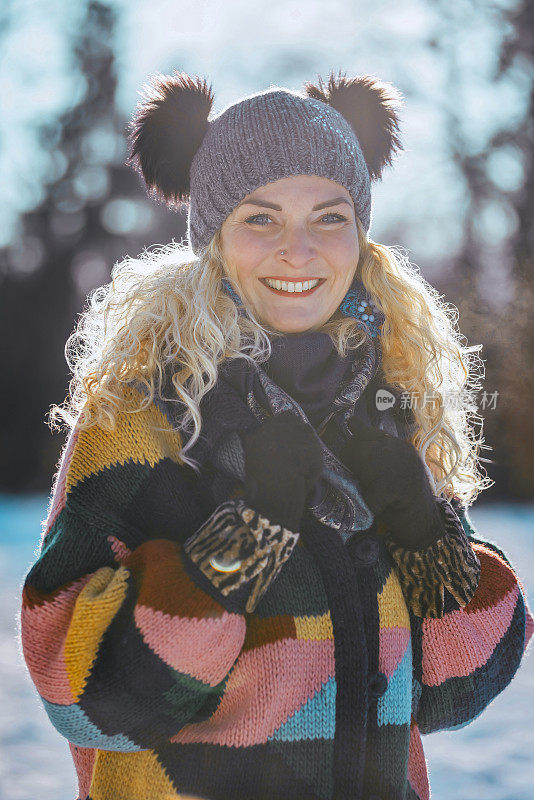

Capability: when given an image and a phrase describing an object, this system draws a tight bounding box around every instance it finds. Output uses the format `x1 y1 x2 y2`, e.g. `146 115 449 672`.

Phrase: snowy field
1 496 533 800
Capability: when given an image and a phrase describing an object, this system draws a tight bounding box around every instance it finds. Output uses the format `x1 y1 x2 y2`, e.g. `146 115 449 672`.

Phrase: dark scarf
182 275 416 540
261 330 356 429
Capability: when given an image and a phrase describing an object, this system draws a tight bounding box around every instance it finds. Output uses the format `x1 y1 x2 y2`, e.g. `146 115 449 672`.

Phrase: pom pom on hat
126 70 214 206
303 70 404 181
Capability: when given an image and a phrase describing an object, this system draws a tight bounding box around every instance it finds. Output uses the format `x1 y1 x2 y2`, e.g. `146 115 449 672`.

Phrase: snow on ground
1 496 532 800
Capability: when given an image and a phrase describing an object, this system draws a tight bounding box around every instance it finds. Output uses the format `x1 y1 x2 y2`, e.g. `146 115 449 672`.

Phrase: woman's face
220 175 360 333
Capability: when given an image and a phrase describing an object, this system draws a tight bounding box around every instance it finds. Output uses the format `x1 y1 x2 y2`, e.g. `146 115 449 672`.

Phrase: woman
20 71 533 800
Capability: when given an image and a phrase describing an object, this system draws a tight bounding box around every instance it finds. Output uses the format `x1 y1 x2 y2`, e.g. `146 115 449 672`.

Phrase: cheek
232 261 257 288
329 237 359 278
333 226 359 255
223 228 270 272
235 229 271 258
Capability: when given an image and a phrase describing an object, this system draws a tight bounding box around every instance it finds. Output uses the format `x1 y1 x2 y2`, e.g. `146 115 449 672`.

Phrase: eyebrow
236 196 353 212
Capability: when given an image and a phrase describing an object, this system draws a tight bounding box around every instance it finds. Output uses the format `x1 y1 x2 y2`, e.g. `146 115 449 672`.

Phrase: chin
258 308 327 334
269 321 322 335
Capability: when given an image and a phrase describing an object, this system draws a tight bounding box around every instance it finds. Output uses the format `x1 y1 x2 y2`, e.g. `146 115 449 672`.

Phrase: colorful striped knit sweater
20 383 534 800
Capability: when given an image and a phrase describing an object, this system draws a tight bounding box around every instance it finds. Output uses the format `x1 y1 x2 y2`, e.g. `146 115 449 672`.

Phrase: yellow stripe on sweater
90 749 180 800
64 565 130 700
65 385 183 493
378 568 410 629
294 612 334 640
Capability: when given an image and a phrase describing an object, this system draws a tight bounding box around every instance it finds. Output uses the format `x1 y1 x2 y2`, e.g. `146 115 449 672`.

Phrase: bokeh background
0 0 533 798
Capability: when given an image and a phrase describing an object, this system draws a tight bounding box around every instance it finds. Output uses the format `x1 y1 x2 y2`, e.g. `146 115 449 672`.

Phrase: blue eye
320 212 348 223
244 213 271 225
244 212 348 226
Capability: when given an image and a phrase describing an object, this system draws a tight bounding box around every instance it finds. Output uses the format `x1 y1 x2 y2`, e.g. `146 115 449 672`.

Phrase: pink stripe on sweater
21 576 92 704
69 743 96 800
421 584 519 686
524 604 534 653
170 638 336 747
134 604 246 686
379 626 411 679
107 535 132 562
407 718 430 800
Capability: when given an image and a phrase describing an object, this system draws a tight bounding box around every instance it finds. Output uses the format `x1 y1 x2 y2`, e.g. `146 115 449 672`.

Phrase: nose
277 225 317 268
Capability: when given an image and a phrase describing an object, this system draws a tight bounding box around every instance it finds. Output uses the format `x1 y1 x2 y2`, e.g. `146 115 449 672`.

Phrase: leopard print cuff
384 497 481 619
183 498 300 614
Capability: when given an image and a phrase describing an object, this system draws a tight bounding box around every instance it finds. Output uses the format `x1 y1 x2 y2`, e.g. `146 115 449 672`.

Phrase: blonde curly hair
49 217 491 507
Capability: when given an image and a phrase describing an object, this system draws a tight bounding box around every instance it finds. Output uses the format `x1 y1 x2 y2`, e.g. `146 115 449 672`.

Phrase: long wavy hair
49 217 491 506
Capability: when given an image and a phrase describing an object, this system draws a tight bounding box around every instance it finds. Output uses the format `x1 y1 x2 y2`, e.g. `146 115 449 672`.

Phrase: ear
126 70 214 206
303 70 404 181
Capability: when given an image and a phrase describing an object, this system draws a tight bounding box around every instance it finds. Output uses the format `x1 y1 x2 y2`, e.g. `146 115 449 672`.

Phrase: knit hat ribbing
127 71 404 255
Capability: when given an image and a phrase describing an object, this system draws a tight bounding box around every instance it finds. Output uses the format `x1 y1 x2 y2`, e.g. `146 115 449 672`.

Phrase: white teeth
264 278 320 293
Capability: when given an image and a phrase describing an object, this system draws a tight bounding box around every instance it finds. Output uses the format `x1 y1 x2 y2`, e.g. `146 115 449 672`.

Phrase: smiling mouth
260 277 325 296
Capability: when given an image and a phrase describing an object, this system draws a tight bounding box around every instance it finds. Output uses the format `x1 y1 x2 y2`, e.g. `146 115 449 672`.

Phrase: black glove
239 411 324 531
340 415 446 550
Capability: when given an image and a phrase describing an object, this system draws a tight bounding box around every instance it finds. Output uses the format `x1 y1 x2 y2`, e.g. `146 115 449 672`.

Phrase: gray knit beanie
127 71 404 255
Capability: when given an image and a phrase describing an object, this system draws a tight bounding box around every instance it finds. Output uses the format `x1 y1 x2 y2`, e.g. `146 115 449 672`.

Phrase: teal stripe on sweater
377 645 412 726
42 699 142 751
268 676 336 741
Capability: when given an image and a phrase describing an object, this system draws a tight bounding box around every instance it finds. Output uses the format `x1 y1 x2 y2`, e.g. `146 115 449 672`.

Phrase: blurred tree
489 0 534 496
424 0 534 499
0 0 186 491
0 1 120 491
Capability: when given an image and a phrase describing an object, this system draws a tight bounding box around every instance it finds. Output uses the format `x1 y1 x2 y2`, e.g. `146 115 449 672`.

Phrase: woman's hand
340 415 446 550
240 411 324 532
